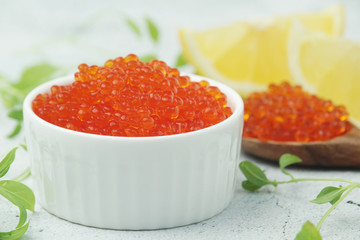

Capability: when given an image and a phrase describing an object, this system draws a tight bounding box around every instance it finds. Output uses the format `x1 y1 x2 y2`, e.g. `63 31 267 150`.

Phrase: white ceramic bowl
23 74 244 230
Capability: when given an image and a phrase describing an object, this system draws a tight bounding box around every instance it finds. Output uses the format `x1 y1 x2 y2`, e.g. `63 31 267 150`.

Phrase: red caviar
243 82 351 142
32 54 233 137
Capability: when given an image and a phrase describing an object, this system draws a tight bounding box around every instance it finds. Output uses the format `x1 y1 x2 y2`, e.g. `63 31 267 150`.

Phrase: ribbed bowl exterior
23 75 243 230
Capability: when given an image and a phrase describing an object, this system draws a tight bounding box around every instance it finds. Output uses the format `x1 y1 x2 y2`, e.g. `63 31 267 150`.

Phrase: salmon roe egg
32 54 233 137
243 82 352 142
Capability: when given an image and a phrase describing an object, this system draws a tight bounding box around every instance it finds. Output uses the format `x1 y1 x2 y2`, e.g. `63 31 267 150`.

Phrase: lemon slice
179 5 344 95
288 21 360 123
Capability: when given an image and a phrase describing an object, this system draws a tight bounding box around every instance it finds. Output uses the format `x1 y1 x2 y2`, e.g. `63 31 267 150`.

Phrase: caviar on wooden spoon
242 82 360 166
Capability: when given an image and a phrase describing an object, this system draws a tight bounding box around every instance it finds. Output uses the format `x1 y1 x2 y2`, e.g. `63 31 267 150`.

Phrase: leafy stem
275 177 356 185
12 168 31 183
0 64 58 138
316 184 357 231
239 154 360 240
0 146 35 239
0 79 24 102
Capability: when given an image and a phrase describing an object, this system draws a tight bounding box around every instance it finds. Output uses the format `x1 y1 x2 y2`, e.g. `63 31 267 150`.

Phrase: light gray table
1 0 359 239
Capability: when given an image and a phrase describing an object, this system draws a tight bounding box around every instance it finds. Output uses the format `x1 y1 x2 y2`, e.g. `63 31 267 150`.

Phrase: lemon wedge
179 5 344 95
288 21 360 123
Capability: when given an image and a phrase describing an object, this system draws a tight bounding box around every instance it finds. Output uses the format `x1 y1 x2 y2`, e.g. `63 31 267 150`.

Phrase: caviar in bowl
23 72 243 230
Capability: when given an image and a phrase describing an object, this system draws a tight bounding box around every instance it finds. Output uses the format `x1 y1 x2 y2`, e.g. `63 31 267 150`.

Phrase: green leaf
310 186 346 205
7 123 22 139
279 154 302 178
242 180 262 191
12 168 31 183
0 76 22 108
146 17 159 43
0 87 22 109
0 92 20 109
0 147 18 178
13 64 57 96
175 53 188 68
126 18 141 37
7 109 23 121
0 221 30 240
0 182 27 228
295 221 322 240
7 108 23 138
19 144 27 151
239 161 271 188
0 181 35 212
140 54 157 62
0 147 33 239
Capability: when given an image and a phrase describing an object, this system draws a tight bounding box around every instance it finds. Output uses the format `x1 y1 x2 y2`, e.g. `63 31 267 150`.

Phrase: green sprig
239 153 360 239
295 221 321 240
175 53 188 68
0 64 58 138
125 18 141 37
140 54 157 62
0 147 35 239
145 17 159 43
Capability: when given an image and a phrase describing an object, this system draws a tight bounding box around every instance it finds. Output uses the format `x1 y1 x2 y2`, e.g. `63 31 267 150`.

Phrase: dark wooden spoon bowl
242 124 360 167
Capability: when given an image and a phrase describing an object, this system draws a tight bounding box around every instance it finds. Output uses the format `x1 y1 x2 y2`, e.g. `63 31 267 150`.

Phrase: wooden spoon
242 124 360 167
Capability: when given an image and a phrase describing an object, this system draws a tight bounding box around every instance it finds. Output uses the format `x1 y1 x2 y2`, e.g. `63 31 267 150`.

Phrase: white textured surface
1 0 360 239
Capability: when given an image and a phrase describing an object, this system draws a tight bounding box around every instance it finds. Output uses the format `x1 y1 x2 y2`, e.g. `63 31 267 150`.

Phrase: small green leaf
0 77 23 108
19 144 27 151
0 147 18 178
311 186 346 205
0 221 30 240
242 180 262 191
12 168 31 183
140 54 157 62
0 146 34 239
175 53 188 68
0 180 35 212
0 183 27 228
146 17 159 43
7 123 22 139
239 161 271 188
295 221 322 240
8 109 23 121
0 92 20 109
279 154 302 178
126 18 141 37
13 64 57 96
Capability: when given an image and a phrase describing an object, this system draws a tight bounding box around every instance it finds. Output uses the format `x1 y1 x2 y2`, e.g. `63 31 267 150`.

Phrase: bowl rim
23 73 243 141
